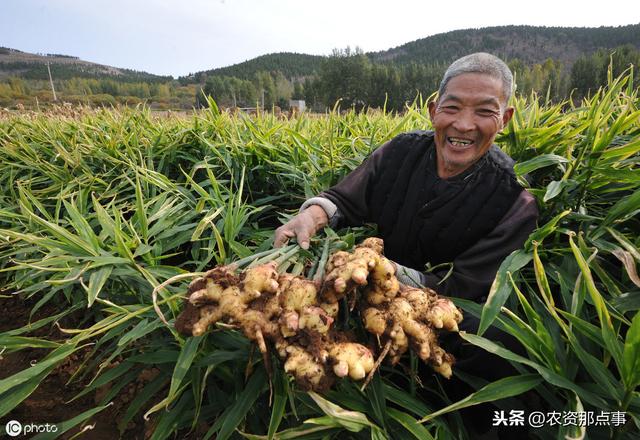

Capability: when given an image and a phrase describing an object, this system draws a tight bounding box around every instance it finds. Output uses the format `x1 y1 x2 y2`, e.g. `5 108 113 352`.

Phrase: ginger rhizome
175 237 463 390
175 262 373 391
321 238 463 378
361 285 460 378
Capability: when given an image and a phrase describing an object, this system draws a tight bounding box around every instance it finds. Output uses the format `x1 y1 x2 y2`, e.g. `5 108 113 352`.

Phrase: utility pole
47 61 57 101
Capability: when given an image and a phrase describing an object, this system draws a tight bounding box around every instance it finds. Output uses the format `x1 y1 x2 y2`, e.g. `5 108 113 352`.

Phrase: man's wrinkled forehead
438 93 502 108
439 73 508 107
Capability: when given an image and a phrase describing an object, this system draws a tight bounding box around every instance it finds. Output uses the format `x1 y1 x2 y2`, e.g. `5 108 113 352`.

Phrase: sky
1 0 638 78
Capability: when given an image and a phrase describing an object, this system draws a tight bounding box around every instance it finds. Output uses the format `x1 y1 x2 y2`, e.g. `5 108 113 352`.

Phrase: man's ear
502 106 514 128
428 101 436 120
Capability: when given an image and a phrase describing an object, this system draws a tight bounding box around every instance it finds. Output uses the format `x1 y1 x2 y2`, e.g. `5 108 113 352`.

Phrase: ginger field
1 72 639 439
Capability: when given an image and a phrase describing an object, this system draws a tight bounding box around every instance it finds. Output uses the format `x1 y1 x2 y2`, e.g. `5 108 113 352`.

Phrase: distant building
289 100 306 112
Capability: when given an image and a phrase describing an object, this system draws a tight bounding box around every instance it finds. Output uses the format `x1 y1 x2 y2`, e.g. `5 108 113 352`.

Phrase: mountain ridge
1 23 638 88
0 47 171 82
182 23 639 82
370 24 640 65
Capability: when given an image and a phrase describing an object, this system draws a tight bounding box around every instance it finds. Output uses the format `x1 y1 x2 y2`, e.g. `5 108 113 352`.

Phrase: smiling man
431 72 515 178
275 53 537 302
274 52 539 435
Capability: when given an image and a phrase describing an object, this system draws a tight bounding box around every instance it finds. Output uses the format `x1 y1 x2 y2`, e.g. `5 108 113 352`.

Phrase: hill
179 23 640 83
1 23 638 111
179 52 324 83
0 47 171 82
370 24 640 65
4 23 638 84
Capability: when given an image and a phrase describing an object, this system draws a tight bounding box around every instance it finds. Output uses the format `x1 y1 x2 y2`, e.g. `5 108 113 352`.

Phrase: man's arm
274 142 389 246
395 190 538 301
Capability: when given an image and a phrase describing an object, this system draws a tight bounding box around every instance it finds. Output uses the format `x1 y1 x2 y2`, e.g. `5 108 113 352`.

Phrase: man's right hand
274 205 329 249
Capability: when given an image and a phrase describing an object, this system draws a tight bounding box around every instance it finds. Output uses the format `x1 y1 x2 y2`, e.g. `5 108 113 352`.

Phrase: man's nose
452 110 475 132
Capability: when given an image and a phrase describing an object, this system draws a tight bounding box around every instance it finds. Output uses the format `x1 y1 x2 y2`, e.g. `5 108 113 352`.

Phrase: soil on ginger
0 295 157 439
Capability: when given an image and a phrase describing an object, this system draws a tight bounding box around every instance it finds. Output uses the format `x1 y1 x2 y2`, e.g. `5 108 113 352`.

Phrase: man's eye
441 106 458 112
477 109 497 116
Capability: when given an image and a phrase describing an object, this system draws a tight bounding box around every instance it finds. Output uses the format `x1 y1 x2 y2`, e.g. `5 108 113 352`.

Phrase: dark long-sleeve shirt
301 137 538 301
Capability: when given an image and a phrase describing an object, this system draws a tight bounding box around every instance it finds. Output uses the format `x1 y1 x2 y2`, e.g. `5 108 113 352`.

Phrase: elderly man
275 52 537 302
275 53 539 434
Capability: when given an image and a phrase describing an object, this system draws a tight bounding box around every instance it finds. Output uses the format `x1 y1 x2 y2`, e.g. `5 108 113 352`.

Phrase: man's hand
274 205 328 249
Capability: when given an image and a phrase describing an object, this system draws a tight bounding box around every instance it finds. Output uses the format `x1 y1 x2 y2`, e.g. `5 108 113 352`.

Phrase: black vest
368 131 523 271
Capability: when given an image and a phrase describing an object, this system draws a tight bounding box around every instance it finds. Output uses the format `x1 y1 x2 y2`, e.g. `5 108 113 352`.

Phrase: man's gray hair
438 53 514 105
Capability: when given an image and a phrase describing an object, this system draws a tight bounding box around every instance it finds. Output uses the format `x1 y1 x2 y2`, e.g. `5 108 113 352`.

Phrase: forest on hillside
1 24 639 110
197 45 640 111
2 45 637 111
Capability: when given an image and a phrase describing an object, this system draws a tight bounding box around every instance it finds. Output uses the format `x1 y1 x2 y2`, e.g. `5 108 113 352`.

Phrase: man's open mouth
447 137 474 147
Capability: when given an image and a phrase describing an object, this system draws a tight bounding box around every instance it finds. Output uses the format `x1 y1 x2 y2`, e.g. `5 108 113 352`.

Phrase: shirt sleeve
314 141 390 227
397 190 539 301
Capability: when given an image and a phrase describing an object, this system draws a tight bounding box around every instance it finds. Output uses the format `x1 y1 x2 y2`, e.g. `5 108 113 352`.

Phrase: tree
203 76 229 106
292 82 304 100
253 71 276 108
273 71 293 106
7 77 27 95
319 47 371 110
303 77 321 110
368 64 400 110
570 55 601 98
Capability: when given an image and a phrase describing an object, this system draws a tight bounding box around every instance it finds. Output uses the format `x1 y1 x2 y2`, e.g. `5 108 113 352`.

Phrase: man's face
428 73 514 178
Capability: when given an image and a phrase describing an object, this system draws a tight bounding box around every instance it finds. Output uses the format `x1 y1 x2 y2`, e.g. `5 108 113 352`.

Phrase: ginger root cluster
175 238 462 391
